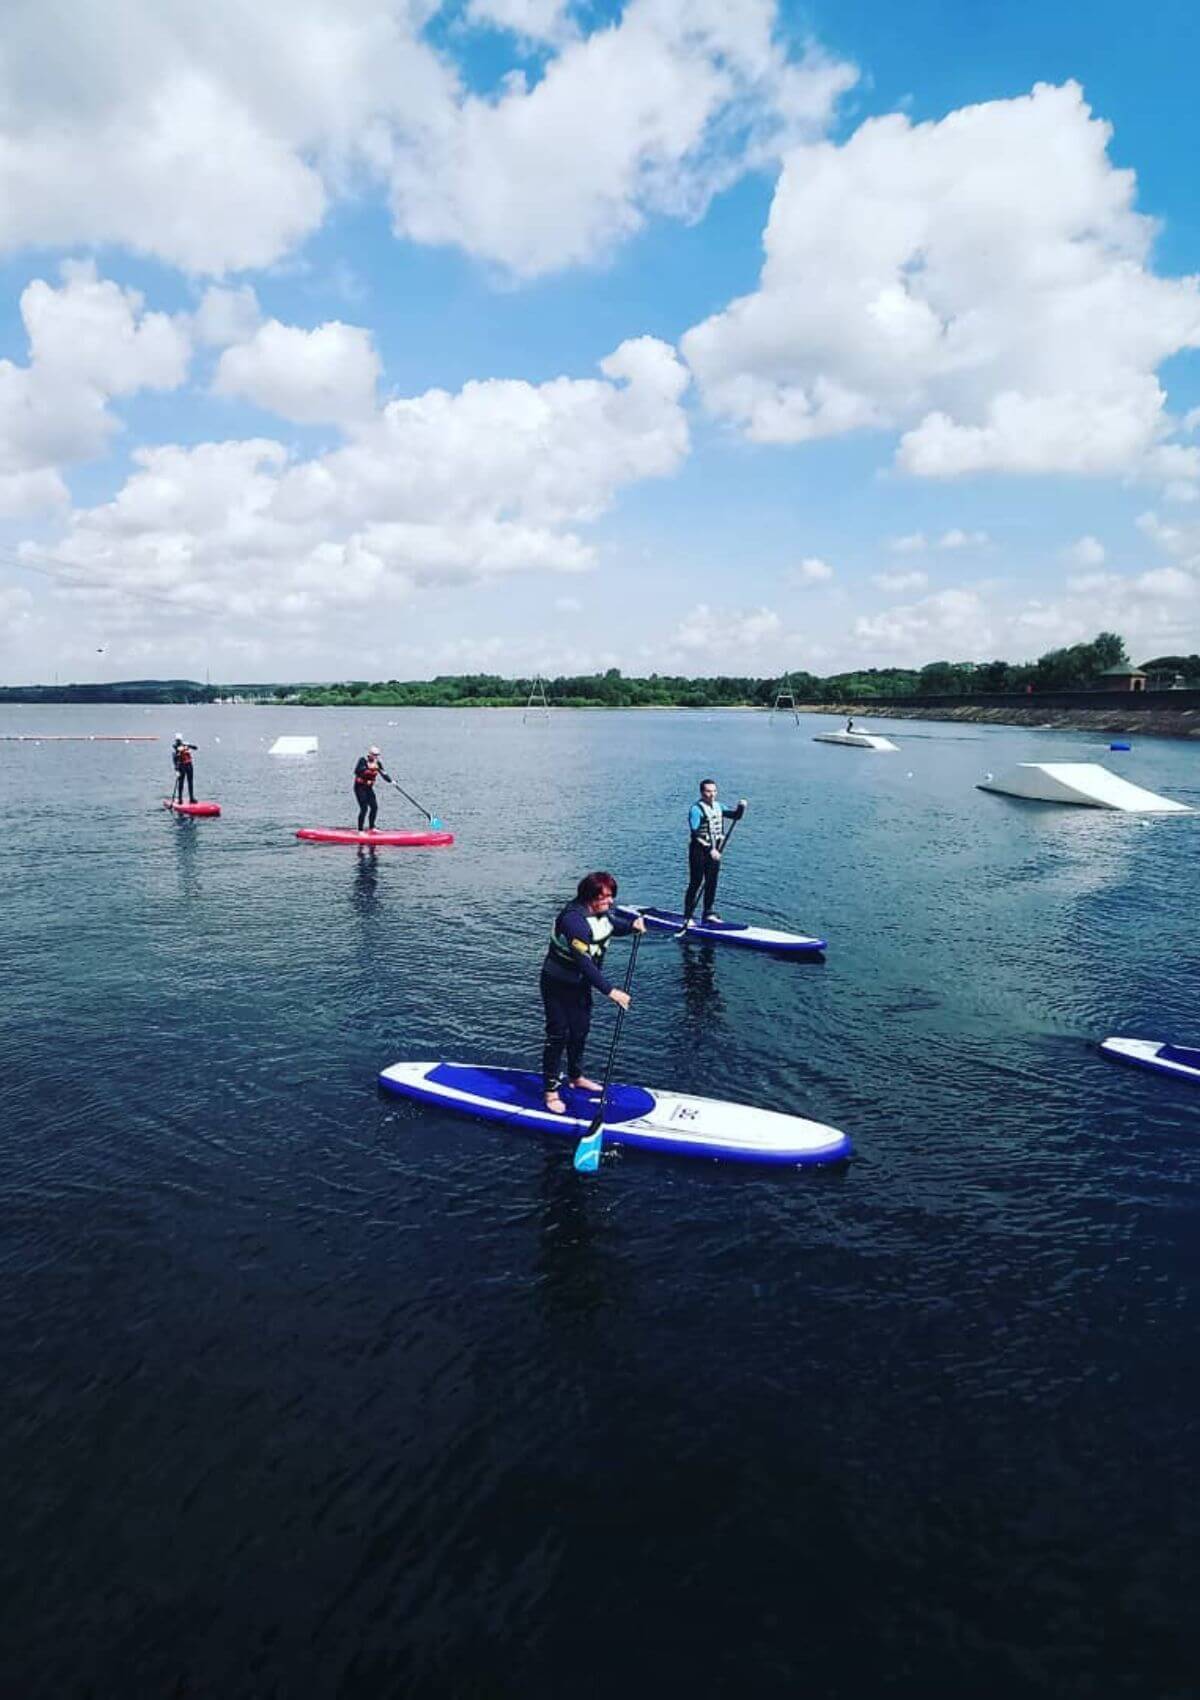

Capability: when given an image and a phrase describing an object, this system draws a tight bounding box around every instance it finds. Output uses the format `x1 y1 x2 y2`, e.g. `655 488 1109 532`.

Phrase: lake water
3 703 1198 1698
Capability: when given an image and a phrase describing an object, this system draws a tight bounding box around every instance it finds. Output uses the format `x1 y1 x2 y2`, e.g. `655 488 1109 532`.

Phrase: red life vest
176 745 193 768
356 758 380 787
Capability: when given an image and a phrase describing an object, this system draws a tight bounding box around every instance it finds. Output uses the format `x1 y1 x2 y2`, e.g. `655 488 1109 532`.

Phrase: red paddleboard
296 827 454 847
163 799 221 817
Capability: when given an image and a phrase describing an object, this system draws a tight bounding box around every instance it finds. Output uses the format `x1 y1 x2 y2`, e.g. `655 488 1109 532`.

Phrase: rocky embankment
800 702 1200 739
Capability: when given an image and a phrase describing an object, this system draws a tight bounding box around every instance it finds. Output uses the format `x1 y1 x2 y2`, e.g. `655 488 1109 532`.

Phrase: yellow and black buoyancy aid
691 798 725 850
547 906 614 977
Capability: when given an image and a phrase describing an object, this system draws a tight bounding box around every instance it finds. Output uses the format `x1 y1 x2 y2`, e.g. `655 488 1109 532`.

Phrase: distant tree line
4 634 1197 707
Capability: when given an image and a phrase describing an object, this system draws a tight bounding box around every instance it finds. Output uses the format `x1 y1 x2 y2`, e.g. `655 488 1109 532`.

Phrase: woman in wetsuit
172 736 198 803
353 745 392 831
540 871 645 1114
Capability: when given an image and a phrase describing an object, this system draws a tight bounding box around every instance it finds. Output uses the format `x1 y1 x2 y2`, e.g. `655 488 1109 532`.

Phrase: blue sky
1 0 1198 684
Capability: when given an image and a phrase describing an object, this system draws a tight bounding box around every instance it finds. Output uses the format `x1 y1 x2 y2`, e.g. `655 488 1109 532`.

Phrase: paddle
573 928 642 1175
384 776 444 831
674 811 741 938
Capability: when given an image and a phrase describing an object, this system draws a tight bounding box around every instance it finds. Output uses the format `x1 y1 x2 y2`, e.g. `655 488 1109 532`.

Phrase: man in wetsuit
353 745 391 831
172 736 198 803
684 779 746 925
541 871 645 1114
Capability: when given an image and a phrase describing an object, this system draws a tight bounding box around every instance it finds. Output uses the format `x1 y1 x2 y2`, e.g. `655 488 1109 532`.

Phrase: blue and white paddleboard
1100 1037 1200 1084
379 1062 852 1166
613 905 826 956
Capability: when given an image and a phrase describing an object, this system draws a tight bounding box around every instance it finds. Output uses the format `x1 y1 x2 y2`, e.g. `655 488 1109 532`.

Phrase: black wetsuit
684 798 742 920
353 756 390 830
172 744 197 803
540 901 635 1092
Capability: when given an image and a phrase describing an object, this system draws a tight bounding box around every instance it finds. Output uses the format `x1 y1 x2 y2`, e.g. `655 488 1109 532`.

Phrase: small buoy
906 771 913 778
985 772 994 782
1110 741 1131 752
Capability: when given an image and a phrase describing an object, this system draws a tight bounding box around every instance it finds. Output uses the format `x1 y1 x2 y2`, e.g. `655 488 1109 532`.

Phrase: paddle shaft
591 929 641 1127
385 776 437 822
573 928 642 1171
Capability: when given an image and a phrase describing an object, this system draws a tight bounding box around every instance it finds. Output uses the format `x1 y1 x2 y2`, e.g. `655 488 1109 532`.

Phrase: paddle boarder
171 736 198 804
353 745 391 831
684 780 746 925
541 871 645 1114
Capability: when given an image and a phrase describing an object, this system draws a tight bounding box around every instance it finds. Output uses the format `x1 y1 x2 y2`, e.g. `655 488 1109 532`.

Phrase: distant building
1096 664 1147 693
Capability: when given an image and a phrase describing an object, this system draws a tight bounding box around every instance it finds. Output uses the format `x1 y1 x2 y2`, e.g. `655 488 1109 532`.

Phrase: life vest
176 745 192 768
547 906 614 975
691 798 725 849
356 757 380 787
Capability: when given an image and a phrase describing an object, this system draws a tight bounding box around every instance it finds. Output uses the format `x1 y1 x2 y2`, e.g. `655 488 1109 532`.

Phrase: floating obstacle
269 735 318 756
814 730 898 752
977 763 1190 813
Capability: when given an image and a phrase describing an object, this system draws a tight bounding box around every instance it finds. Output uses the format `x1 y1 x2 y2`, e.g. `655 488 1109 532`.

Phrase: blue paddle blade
430 817 444 830
573 1129 603 1173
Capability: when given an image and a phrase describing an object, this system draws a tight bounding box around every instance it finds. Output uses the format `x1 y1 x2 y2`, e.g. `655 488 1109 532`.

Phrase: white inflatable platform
269 735 319 756
813 730 898 752
977 763 1189 813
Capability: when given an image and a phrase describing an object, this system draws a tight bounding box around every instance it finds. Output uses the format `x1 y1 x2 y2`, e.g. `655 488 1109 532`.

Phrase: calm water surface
2 704 1198 1698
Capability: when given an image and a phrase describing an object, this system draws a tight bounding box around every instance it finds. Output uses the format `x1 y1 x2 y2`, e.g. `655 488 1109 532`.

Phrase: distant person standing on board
684 779 746 925
845 716 855 733
353 745 391 831
541 871 645 1114
172 736 198 804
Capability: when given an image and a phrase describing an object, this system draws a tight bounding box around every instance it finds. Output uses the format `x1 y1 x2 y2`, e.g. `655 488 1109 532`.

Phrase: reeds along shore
802 703 1200 739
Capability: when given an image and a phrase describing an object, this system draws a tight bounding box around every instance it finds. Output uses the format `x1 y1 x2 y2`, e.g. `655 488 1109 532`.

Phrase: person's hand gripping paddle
674 811 741 939
573 929 642 1175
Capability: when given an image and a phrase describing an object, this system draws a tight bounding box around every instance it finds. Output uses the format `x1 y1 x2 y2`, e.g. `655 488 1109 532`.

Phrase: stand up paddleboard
613 905 825 956
1100 1037 1200 1084
162 799 221 817
379 1062 851 1166
296 827 454 847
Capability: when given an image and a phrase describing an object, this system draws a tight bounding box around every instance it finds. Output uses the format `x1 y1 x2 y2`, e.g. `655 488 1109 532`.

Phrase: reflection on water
2 702 1198 1698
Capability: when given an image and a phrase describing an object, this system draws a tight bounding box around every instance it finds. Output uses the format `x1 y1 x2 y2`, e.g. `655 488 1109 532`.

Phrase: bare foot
570 1075 602 1092
544 1092 566 1114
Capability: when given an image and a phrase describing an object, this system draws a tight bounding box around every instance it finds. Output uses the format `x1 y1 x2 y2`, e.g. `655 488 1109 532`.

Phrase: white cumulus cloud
1062 534 1107 567
0 0 853 279
872 568 929 592
0 261 191 516
16 336 691 643
214 319 382 425
790 555 834 583
683 82 1200 491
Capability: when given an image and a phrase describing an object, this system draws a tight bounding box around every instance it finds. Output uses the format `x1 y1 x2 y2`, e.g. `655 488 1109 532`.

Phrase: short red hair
576 870 618 903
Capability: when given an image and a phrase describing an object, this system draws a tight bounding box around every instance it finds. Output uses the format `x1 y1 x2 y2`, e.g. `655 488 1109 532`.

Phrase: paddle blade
573 1118 604 1173
430 817 444 830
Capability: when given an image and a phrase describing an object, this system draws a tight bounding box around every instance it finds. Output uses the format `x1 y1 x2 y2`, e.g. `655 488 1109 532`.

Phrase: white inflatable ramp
269 735 319 756
813 730 898 752
977 762 1190 813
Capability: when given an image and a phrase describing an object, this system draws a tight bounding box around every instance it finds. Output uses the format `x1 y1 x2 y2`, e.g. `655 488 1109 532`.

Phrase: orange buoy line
0 734 161 742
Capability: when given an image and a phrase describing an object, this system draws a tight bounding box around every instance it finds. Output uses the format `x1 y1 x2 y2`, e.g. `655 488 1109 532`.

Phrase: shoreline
803 702 1200 740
